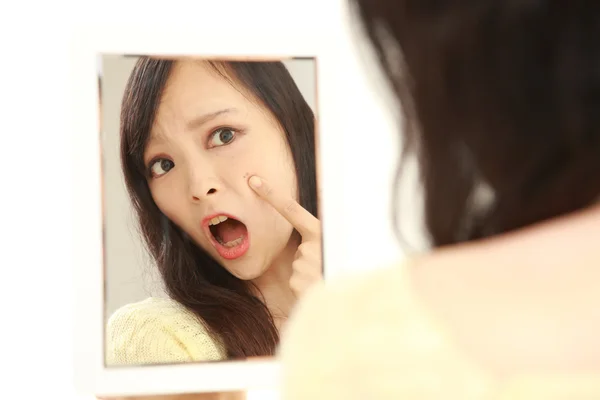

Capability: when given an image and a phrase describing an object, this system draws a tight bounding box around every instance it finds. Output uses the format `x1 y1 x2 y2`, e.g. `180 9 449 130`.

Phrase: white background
0 0 426 399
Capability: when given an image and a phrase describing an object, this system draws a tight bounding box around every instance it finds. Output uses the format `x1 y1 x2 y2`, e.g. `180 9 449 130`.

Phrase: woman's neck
251 233 301 329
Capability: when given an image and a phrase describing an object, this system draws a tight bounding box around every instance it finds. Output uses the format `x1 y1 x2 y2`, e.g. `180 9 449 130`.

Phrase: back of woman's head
352 0 600 247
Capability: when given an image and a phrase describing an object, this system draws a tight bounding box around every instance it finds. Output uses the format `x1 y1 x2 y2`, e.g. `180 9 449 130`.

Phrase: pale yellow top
278 263 600 399
106 297 226 366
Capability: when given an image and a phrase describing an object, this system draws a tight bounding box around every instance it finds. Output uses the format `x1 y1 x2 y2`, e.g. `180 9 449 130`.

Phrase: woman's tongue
215 219 246 246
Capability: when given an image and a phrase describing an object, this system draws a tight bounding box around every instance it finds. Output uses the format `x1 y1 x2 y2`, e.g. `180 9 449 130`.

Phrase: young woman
106 58 322 366
280 1 600 398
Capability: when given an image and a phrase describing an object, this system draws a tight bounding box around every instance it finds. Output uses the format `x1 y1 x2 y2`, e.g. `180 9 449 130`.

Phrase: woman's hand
249 175 323 299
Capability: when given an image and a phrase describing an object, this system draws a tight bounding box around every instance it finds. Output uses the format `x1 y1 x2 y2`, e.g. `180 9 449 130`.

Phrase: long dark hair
120 58 317 358
352 0 600 247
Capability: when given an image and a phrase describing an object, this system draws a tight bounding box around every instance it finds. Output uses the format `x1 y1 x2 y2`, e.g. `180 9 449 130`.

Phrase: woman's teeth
209 215 228 225
222 237 243 247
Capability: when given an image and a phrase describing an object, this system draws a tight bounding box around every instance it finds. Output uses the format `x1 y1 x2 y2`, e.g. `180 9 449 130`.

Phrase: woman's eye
149 158 174 178
209 128 237 147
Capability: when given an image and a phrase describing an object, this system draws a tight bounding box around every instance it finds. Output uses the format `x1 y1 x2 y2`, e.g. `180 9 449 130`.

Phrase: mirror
100 54 321 367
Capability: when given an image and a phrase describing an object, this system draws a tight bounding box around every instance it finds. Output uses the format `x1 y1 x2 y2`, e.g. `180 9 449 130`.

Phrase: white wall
101 55 164 321
101 56 319 319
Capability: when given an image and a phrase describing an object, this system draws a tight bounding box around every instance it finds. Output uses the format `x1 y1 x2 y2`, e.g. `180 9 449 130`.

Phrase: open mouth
208 215 247 246
205 214 250 260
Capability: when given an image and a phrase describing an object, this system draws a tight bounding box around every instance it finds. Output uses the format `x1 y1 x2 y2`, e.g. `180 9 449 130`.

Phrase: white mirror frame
71 19 351 397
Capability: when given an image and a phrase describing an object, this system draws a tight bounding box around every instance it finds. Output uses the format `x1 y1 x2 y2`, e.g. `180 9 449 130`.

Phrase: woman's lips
202 212 250 260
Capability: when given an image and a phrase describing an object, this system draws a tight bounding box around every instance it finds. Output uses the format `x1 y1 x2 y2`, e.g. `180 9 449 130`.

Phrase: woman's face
144 60 299 280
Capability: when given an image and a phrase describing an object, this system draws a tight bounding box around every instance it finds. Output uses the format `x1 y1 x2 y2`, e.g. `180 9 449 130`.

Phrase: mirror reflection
100 55 322 366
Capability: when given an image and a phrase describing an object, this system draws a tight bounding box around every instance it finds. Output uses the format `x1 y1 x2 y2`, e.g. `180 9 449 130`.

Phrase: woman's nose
188 165 220 202
191 185 218 201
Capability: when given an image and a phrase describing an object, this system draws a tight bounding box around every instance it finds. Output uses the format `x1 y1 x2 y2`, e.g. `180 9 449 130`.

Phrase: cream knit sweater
106 297 226 366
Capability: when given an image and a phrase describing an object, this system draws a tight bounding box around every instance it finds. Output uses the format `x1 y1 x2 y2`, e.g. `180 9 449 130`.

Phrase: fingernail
249 176 262 188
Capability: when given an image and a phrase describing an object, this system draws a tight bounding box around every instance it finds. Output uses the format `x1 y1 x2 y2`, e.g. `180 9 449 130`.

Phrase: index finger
248 175 320 239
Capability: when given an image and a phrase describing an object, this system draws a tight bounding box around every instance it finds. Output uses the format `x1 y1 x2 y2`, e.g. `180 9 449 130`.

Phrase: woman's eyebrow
186 108 238 131
147 107 239 145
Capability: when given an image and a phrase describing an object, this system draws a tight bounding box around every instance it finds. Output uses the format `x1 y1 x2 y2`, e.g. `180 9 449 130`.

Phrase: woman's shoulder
278 261 414 363
106 297 226 366
291 262 410 319
280 248 600 399
280 264 410 346
107 297 204 335
278 260 494 399
109 296 195 320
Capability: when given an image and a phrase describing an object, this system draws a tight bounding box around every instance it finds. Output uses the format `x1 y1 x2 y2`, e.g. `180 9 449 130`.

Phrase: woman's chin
233 271 264 281
222 265 265 282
